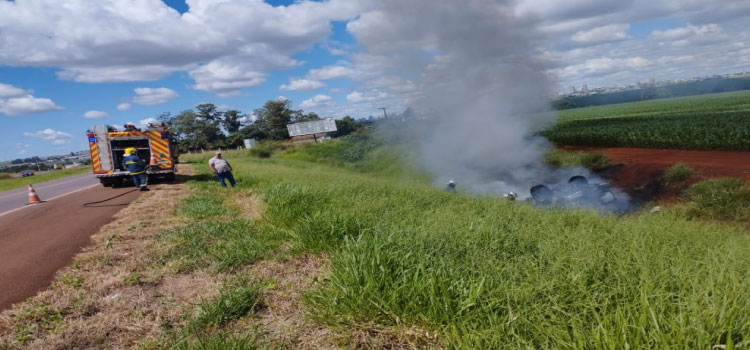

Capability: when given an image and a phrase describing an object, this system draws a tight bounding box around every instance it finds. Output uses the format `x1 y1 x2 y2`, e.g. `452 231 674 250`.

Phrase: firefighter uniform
122 150 149 191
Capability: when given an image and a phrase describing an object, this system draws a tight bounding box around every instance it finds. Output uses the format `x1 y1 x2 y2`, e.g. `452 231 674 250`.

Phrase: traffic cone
27 184 44 204
150 152 158 166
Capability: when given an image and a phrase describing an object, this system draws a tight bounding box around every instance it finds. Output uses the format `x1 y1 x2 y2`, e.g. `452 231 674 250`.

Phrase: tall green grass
181 148 750 349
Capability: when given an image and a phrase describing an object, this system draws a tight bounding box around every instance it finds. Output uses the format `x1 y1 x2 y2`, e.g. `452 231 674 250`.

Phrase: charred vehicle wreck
530 175 617 210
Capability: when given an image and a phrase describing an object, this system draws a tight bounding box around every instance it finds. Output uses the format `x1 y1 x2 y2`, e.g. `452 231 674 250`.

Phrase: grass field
177 145 750 349
542 90 750 150
0 167 89 192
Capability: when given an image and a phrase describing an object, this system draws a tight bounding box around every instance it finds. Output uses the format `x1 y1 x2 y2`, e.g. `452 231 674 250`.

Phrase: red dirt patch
563 146 750 203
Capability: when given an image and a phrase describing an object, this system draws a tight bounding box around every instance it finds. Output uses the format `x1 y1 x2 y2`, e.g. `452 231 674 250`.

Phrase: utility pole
379 107 388 119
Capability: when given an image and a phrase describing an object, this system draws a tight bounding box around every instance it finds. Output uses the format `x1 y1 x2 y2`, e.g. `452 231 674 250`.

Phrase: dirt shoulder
0 164 227 349
0 164 354 350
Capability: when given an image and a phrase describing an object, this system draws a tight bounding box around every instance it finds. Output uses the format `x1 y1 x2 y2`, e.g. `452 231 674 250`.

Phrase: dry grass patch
240 253 336 349
230 191 265 221
0 165 226 350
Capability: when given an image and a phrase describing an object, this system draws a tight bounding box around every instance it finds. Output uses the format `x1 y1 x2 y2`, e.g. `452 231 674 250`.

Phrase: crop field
175 145 750 349
542 90 750 150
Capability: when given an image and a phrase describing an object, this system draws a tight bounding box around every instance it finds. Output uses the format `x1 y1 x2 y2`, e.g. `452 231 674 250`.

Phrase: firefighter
122 147 149 191
445 180 456 192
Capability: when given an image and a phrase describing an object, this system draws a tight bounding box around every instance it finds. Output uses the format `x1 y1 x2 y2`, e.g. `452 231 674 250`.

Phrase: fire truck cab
87 124 179 187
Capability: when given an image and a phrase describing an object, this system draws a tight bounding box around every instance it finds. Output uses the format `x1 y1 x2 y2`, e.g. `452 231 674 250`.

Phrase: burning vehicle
530 175 616 208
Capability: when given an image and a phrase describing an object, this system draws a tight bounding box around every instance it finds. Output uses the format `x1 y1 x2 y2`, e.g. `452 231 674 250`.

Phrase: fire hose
82 188 138 208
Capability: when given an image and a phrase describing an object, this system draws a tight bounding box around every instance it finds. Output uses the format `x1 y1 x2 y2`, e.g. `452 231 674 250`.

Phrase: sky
0 0 749 160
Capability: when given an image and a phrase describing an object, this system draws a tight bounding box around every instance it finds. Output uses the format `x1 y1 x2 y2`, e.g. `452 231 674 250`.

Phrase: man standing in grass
209 151 236 188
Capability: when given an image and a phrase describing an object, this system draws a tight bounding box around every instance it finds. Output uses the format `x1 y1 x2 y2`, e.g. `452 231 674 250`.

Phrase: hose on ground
82 188 138 207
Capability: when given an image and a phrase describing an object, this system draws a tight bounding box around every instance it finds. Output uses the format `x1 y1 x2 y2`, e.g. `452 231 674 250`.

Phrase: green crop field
542 90 750 150
176 143 750 349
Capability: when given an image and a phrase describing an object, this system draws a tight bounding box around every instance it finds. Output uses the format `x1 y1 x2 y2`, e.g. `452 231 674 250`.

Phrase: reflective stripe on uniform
130 171 145 175
125 161 138 164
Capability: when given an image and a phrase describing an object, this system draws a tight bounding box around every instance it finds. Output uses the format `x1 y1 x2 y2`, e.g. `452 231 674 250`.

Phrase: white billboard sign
287 118 337 137
243 138 256 149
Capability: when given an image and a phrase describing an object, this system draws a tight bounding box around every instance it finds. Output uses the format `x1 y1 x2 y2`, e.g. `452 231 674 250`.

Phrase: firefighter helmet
124 147 136 155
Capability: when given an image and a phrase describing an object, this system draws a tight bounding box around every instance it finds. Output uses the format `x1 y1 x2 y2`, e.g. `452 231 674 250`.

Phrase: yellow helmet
124 147 136 155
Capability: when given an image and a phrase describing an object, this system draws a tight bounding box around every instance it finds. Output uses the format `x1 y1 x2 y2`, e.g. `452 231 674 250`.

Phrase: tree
332 116 362 137
169 109 225 151
253 99 298 140
222 110 244 134
195 103 221 122
292 111 321 123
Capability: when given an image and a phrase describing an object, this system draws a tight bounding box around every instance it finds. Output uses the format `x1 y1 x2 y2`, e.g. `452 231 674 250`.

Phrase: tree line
154 98 365 152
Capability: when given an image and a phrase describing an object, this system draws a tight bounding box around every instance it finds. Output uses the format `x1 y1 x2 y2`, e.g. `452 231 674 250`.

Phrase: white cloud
131 87 179 106
188 58 271 97
116 102 132 111
346 90 389 103
571 24 630 45
139 117 159 127
279 79 326 91
24 128 73 145
0 83 28 98
83 110 109 119
307 65 357 80
0 0 366 96
300 94 334 109
649 24 721 41
0 82 62 116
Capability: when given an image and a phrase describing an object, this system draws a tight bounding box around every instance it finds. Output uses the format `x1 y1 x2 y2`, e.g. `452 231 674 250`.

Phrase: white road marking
0 183 99 218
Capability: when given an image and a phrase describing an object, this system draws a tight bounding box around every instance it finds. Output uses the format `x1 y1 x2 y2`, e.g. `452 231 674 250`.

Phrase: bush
190 279 264 329
686 178 750 220
249 147 272 158
664 163 696 186
248 140 289 158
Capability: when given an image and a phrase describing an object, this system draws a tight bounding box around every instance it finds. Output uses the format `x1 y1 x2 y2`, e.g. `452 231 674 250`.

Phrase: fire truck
87 124 178 187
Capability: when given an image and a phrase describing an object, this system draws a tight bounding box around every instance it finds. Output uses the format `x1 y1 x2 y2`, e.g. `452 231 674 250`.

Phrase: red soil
563 146 750 202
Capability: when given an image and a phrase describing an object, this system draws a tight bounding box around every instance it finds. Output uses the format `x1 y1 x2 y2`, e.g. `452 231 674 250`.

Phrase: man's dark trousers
217 171 236 187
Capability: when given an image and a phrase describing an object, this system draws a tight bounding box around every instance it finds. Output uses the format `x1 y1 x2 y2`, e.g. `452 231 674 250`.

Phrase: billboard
243 138 256 149
287 118 337 137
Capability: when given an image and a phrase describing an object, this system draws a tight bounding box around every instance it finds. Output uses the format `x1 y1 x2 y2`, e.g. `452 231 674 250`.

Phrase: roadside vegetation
663 163 697 187
542 90 750 150
171 143 750 349
0 167 89 192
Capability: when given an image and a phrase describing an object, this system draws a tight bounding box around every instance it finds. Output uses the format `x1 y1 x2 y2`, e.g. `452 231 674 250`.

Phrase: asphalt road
0 175 141 310
0 173 100 215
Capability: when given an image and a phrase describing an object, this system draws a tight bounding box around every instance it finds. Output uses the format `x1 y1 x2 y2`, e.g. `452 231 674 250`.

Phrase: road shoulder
0 164 213 349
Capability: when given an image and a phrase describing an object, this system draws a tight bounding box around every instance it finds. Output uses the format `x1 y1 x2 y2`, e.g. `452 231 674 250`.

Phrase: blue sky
1 0 363 160
1 0 748 161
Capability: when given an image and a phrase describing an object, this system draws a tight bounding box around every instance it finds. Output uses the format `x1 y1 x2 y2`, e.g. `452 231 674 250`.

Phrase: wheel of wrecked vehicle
530 184 554 205
568 175 589 189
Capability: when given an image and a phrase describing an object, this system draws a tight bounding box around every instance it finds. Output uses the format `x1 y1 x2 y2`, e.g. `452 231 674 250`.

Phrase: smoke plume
350 0 629 209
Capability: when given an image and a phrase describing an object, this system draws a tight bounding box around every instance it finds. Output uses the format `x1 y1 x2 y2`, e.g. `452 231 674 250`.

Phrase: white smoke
351 0 631 210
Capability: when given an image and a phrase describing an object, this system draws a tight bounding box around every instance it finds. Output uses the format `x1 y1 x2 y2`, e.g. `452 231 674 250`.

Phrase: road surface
0 173 100 215
0 175 141 310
